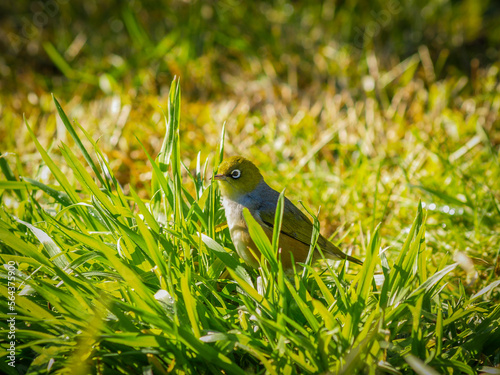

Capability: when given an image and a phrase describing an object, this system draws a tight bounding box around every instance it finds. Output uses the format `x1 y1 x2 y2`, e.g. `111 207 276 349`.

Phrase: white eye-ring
231 169 241 179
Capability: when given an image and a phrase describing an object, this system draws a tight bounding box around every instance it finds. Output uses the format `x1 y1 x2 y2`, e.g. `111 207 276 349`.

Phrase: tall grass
1 80 499 374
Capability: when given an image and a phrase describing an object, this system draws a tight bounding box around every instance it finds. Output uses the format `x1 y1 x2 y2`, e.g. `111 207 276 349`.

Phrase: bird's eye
231 169 241 179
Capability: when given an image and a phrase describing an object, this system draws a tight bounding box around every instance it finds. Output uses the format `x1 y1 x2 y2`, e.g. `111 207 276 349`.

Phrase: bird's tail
345 253 363 266
319 237 363 265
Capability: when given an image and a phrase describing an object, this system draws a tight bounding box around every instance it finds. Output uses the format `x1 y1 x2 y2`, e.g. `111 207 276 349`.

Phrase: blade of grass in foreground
53 95 106 188
24 117 97 229
272 189 286 260
0 151 26 200
242 207 277 272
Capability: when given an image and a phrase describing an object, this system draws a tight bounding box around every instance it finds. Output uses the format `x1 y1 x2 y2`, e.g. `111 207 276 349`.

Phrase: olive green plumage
215 156 363 268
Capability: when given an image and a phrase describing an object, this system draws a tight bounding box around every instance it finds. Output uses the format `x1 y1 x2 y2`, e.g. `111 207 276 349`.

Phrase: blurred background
0 0 499 248
2 0 499 150
2 0 499 100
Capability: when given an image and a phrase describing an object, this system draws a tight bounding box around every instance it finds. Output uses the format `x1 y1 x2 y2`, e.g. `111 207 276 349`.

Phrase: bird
214 156 363 269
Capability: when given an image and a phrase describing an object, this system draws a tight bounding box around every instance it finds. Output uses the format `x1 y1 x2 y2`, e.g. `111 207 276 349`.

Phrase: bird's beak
213 174 226 181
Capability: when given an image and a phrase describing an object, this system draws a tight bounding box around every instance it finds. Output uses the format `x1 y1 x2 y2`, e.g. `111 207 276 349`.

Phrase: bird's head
214 156 263 199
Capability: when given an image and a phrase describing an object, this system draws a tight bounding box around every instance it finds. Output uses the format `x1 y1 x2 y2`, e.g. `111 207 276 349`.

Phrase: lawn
1 1 499 374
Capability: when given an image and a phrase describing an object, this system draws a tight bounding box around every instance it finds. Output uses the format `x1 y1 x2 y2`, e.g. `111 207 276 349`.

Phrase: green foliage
1 82 498 374
2 0 499 100
1 2 499 373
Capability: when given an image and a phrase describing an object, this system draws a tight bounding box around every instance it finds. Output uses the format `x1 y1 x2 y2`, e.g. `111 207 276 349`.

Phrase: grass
1 76 499 374
1 1 500 373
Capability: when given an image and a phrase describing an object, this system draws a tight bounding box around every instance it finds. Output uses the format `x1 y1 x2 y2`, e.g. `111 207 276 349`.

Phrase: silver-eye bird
214 156 363 269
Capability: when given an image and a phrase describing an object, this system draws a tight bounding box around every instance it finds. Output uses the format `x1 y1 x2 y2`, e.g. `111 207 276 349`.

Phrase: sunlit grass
1 1 499 373
1 73 499 374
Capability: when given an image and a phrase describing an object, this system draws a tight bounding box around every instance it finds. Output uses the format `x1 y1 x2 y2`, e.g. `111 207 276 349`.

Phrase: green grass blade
53 95 106 187
242 207 277 271
272 189 286 259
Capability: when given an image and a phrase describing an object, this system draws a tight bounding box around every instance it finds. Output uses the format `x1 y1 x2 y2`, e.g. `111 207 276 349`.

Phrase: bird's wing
257 196 316 247
258 195 363 265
